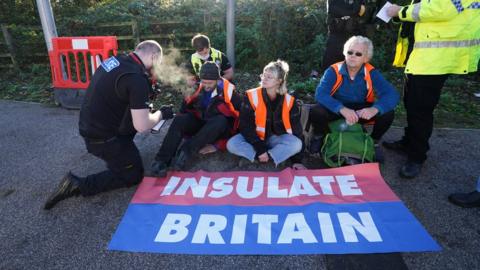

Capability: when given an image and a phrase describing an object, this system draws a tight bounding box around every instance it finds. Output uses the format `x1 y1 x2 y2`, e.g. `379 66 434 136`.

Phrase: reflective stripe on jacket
393 0 480 74
185 78 239 118
245 87 294 140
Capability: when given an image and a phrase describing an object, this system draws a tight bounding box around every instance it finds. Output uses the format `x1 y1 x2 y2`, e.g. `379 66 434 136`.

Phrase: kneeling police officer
44 40 173 210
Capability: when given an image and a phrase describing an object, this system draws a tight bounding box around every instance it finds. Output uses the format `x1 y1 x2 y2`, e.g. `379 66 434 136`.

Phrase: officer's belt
83 136 117 144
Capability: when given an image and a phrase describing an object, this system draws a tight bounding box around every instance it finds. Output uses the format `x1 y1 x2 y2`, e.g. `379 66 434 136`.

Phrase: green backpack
321 119 375 167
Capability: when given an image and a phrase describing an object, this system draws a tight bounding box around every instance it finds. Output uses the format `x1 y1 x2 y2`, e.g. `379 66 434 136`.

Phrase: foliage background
0 0 478 127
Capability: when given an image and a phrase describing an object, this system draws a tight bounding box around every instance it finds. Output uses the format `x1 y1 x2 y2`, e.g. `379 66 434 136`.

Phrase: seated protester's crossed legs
309 104 343 136
154 113 204 164
309 103 394 163
266 134 303 166
227 133 257 162
309 103 394 142
152 114 230 175
174 115 229 170
227 133 302 166
152 113 204 176
308 104 341 154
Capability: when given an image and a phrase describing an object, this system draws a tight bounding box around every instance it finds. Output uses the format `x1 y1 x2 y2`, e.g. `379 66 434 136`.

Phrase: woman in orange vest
227 60 306 169
308 36 399 162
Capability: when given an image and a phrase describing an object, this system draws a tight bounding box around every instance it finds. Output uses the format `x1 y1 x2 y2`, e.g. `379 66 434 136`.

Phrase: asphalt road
0 100 479 270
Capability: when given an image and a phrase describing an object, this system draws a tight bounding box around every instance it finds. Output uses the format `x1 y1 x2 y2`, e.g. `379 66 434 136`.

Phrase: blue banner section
109 202 441 254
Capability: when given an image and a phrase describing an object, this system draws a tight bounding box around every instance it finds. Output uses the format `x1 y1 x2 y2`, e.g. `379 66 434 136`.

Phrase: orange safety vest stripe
246 87 294 140
222 79 239 117
185 79 238 117
330 61 376 103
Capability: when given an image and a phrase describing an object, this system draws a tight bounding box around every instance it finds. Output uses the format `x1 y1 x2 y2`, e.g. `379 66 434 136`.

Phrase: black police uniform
321 0 367 71
78 53 150 196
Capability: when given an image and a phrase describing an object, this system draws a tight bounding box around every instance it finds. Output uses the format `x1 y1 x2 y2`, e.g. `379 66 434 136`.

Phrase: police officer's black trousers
79 135 144 196
309 103 395 141
402 74 449 163
321 32 349 72
154 113 229 164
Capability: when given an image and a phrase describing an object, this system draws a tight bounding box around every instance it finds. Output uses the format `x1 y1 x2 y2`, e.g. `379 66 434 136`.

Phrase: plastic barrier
48 36 118 108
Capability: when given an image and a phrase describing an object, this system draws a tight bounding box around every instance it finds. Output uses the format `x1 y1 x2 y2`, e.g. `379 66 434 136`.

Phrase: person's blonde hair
343 36 374 61
263 60 289 95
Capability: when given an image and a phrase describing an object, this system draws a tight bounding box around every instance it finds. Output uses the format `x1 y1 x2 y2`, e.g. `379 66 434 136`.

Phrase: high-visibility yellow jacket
190 47 222 76
393 0 480 75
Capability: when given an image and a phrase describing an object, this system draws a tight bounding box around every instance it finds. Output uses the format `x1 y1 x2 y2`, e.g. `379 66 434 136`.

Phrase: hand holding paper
376 1 394 23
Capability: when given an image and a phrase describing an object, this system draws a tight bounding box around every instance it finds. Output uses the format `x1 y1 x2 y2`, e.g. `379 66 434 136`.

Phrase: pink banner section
133 163 398 206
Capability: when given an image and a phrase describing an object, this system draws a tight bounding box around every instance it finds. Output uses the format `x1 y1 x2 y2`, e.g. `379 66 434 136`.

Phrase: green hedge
1 0 478 82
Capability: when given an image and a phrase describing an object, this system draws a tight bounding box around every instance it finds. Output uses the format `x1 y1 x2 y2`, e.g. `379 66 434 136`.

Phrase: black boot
382 139 407 154
150 160 168 178
448 191 480 208
399 160 423 179
172 150 190 171
44 172 81 210
308 135 323 155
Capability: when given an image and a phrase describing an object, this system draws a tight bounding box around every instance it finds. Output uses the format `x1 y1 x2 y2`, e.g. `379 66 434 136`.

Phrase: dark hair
191 34 210 51
199 61 220 80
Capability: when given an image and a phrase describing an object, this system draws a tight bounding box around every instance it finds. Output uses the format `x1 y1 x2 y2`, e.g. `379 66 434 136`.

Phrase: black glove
160 105 174 120
149 82 162 100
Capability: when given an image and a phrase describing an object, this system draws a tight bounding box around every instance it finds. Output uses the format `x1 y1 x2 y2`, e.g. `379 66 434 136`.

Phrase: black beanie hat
199 62 220 80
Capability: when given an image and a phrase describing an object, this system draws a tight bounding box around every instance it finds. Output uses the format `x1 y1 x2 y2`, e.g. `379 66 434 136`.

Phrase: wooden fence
0 20 198 69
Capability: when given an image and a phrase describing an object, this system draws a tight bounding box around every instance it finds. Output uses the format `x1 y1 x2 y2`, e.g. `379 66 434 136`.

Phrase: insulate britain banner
109 163 440 254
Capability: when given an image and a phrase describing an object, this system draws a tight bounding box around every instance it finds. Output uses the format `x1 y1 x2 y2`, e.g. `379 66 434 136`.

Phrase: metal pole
226 0 235 68
35 0 58 52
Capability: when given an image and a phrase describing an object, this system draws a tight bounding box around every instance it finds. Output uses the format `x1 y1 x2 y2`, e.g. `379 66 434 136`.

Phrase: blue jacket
314 63 400 115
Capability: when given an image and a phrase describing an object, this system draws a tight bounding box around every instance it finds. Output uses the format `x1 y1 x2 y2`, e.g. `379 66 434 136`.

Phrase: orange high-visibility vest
185 78 239 117
245 87 294 140
330 61 375 103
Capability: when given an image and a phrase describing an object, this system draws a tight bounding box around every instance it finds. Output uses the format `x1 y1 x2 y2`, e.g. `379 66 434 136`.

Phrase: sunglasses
347 51 363 57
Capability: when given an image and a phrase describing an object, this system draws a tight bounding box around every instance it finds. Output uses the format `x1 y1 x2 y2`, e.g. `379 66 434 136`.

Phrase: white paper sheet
151 120 165 133
376 1 393 23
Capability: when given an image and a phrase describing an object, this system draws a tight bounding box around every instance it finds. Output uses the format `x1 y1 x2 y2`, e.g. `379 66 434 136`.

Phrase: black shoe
448 191 480 208
150 160 168 178
382 139 407 154
44 172 81 210
172 150 189 171
309 135 323 155
399 160 423 179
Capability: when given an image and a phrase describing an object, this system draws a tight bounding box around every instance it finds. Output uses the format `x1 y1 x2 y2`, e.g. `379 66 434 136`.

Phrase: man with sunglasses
385 1 480 178
309 36 399 161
